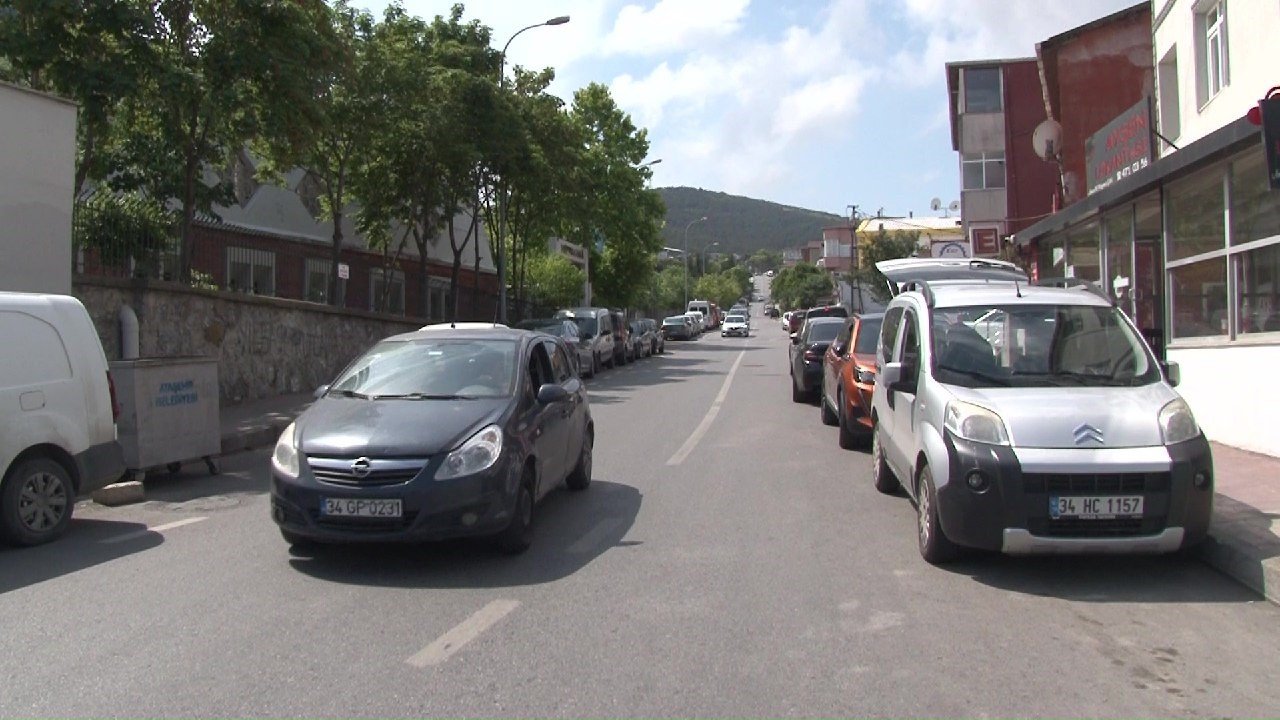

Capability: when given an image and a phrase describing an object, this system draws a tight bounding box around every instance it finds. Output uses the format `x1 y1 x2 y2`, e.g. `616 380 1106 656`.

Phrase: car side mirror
880 362 902 388
537 383 570 404
313 384 330 399
831 342 847 356
790 333 799 345
1160 360 1180 387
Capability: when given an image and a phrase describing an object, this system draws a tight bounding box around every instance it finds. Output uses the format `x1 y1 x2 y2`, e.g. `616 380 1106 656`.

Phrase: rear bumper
75 440 126 494
1003 528 1185 554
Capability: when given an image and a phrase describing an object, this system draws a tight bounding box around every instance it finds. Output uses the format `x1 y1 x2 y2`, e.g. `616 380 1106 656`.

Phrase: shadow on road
0 517 161 595
285 479 641 588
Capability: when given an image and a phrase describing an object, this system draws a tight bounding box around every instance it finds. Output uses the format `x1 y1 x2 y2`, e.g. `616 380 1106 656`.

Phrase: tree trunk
74 126 96 197
328 166 346 306
447 213 461 320
415 217 430 320
178 152 198 284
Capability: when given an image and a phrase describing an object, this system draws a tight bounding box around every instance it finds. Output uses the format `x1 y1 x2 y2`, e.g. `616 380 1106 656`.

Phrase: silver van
555 307 615 374
869 259 1213 563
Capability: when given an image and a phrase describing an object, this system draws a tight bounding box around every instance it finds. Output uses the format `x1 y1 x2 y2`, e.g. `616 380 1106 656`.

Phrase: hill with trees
656 187 844 257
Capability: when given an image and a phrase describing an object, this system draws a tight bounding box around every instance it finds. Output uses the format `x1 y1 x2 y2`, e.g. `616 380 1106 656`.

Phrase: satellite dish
1032 119 1063 161
930 197 942 211
948 201 960 212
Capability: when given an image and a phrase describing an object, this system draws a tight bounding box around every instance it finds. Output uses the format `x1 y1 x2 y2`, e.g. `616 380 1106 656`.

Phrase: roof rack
1033 277 1114 305
899 279 936 308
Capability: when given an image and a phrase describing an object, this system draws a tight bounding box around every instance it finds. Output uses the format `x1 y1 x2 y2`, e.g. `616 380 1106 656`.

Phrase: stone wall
74 276 422 405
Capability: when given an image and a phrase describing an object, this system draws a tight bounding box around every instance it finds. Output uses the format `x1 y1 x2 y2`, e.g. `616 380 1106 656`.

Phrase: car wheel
0 457 75 546
820 392 838 426
916 464 959 564
566 429 593 492
872 426 900 494
791 372 805 403
496 469 535 554
837 391 860 450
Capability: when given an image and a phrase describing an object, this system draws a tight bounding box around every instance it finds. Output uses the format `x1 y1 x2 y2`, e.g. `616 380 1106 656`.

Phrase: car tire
872 426 900 494
496 470 535 554
916 464 959 564
820 393 838 426
566 429 593 492
791 372 805 403
837 391 860 450
0 456 75 546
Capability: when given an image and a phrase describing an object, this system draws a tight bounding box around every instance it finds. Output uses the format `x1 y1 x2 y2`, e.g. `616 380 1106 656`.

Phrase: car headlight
272 421 300 477
1158 397 1199 445
855 368 876 384
944 400 1010 446
436 424 504 480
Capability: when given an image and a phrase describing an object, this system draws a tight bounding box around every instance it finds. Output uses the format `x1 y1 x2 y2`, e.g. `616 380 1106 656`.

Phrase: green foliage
657 187 843 256
73 189 175 277
772 263 835 311
643 264 687 316
526 254 584 309
848 229 922 304
748 249 782 273
693 272 745 310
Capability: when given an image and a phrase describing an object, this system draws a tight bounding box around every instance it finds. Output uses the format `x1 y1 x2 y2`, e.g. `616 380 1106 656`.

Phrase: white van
1 292 124 545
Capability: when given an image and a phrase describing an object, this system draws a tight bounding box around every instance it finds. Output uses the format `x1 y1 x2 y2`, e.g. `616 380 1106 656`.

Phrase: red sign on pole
971 228 999 255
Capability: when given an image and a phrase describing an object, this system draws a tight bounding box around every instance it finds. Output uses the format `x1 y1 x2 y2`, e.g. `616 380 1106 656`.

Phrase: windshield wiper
936 365 1009 386
370 392 479 400
329 389 371 399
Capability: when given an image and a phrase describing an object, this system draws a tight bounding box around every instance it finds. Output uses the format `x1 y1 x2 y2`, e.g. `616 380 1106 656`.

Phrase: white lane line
99 516 209 544
406 599 521 668
666 349 747 466
566 517 625 555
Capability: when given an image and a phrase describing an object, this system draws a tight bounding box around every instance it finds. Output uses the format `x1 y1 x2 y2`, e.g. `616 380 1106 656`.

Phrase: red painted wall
1003 61 1059 235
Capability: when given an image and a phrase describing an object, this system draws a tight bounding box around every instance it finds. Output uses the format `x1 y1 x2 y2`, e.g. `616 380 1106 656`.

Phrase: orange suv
820 313 883 449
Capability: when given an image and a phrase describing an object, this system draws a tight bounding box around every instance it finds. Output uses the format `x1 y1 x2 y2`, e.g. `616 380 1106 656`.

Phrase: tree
848 229 921 304
748 249 782 273
693 272 742 310
772 263 834 310
526 253 584 310
105 0 338 283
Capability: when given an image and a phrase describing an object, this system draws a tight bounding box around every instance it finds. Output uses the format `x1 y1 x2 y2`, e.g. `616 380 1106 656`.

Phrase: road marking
566 517 625 554
99 516 209 544
406 599 521 668
666 349 747 466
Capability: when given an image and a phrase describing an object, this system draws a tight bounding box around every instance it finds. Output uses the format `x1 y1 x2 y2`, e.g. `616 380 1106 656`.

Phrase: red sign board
971 228 999 255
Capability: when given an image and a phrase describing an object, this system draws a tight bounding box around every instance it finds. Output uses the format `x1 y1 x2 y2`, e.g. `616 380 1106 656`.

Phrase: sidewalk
213 393 1280 605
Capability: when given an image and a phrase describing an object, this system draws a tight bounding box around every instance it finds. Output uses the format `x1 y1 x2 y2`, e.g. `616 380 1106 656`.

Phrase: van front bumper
938 433 1214 554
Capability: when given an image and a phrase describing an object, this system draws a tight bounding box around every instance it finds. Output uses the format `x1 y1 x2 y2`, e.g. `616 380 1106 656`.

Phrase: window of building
1035 233 1066 282
1067 221 1100 282
1157 47 1181 150
962 67 1002 113
428 278 449 321
1170 259 1228 338
1195 0 1229 107
1105 209 1134 316
1166 164 1225 261
1229 150 1280 247
226 246 275 296
1238 243 1280 334
962 152 1005 190
370 267 405 315
304 257 330 304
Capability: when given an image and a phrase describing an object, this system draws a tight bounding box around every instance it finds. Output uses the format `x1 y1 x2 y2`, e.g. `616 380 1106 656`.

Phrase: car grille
1022 472 1170 494
1028 516 1166 538
307 456 429 487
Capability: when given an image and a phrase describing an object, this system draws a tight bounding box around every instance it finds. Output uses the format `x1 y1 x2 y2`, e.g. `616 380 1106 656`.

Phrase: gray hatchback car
870 259 1213 563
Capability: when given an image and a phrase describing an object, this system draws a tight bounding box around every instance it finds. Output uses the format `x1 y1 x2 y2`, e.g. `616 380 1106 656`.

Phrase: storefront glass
1170 258 1228 338
1237 242 1280 334
1035 233 1065 282
1105 208 1134 316
1229 151 1280 247
1167 165 1226 261
1067 221 1100 281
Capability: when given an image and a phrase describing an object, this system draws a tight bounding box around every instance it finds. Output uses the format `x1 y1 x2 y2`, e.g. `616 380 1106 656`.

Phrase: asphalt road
2 286 1279 718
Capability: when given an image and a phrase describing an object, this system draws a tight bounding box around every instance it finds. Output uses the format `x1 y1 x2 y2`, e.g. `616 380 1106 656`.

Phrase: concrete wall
0 82 76 295
74 277 422 405
1154 0 1280 153
1168 343 1280 457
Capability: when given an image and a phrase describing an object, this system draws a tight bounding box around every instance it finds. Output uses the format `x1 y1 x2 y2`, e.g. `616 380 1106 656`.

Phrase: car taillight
107 371 121 421
803 349 819 362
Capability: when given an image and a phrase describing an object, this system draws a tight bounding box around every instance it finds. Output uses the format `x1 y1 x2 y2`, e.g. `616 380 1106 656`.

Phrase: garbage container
109 357 221 480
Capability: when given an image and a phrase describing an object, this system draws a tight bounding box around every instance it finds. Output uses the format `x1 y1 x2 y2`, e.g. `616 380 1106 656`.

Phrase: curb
1195 532 1280 606
91 481 145 507
219 417 295 456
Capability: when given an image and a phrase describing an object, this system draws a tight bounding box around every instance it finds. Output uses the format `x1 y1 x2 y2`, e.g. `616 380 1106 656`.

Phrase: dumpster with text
109 357 221 479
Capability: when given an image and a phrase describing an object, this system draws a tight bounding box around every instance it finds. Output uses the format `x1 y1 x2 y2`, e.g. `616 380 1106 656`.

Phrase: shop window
962 152 1005 190
1229 151 1280 246
1170 258 1227 338
1237 243 1280 334
370 267 405 315
1166 166 1225 261
304 257 330 303
1105 209 1134 315
1067 222 1100 282
962 67 1002 114
227 247 275 296
1035 234 1065 282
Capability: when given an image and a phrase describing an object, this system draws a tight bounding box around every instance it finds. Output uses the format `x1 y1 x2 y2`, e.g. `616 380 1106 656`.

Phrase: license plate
321 497 403 518
1049 495 1143 519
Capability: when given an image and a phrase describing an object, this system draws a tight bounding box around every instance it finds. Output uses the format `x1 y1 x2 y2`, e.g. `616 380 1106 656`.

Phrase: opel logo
350 457 373 478
1073 423 1105 446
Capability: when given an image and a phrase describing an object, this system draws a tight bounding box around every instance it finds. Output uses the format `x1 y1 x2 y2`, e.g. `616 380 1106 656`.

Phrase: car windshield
806 322 841 343
329 338 517 398
726 314 746 323
663 317 685 325
568 317 597 336
930 304 1160 388
853 318 882 354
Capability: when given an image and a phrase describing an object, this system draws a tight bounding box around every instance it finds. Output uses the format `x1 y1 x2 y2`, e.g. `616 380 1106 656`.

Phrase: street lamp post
702 241 720 275
683 216 707 308
495 15 569 324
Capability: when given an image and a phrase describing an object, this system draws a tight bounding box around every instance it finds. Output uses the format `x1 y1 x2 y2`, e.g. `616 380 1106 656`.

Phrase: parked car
1 292 126 546
820 313 883 449
555 307 615 373
628 320 652 359
646 318 665 355
789 317 844 403
609 310 632 365
684 311 705 335
870 258 1212 563
729 304 749 319
515 318 595 378
662 315 695 340
270 327 594 553
786 309 808 335
687 300 717 330
721 313 750 337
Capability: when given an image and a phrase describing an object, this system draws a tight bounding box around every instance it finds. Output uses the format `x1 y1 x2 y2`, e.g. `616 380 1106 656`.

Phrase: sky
353 0 1142 218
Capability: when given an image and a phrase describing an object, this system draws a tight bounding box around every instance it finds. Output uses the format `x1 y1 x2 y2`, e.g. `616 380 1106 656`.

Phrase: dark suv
609 310 632 365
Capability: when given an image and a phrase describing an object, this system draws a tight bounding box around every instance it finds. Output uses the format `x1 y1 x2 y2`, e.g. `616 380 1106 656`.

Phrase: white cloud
602 0 751 56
